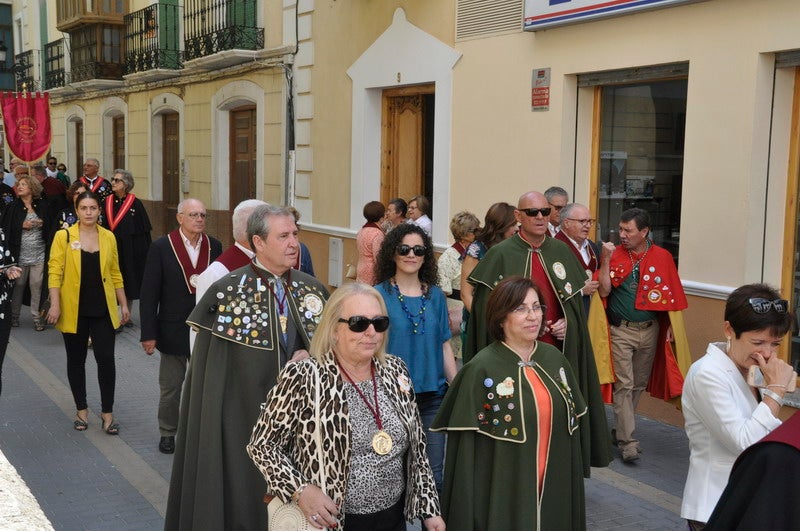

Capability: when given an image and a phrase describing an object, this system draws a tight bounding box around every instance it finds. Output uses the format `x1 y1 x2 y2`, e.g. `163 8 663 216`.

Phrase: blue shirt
376 281 451 395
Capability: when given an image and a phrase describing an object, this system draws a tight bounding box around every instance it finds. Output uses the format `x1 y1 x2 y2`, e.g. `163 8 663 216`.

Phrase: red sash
216 245 252 272
80 175 106 193
167 229 211 294
104 193 135 232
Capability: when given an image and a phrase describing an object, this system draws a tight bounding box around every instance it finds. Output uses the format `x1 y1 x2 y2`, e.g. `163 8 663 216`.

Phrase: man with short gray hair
544 186 569 237
78 158 112 201
166 204 329 531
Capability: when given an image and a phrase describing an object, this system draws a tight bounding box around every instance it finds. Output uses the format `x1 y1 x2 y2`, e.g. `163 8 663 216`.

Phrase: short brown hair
363 201 385 223
17 175 43 199
449 210 480 241
486 276 543 341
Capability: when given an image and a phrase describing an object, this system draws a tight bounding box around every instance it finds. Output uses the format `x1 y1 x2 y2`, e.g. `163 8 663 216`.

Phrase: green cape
432 341 587 530
465 234 612 472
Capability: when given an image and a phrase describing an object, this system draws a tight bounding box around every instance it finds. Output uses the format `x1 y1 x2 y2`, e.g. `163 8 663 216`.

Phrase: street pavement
1 306 689 530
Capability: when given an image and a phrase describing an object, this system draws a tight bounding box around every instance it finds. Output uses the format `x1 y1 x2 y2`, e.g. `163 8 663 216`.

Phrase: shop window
596 79 688 264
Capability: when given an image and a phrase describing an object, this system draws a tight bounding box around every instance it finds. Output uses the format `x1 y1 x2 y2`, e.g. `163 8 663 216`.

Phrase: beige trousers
610 320 659 449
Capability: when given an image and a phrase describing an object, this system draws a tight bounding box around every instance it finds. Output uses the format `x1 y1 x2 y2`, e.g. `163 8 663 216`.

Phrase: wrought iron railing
70 60 123 83
44 39 68 89
124 3 182 74
183 0 264 61
14 50 37 91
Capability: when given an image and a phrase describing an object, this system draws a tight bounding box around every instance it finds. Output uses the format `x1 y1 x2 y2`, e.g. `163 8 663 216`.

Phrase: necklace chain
627 240 651 282
391 278 428 335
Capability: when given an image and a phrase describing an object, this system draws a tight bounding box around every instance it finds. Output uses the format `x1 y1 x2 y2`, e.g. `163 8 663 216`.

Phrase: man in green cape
464 191 611 473
165 205 328 530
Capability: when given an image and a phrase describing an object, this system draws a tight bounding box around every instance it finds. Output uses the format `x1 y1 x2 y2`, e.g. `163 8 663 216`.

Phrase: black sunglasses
338 315 390 333
748 298 789 314
396 244 426 257
519 207 552 217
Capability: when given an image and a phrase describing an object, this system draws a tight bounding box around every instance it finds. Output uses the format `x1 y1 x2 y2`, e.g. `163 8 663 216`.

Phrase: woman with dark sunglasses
373 223 458 495
681 283 796 529
247 282 445 530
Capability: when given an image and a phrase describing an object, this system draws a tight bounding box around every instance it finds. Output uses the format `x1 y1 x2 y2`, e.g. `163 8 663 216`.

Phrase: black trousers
344 496 405 531
0 297 12 397
63 313 116 413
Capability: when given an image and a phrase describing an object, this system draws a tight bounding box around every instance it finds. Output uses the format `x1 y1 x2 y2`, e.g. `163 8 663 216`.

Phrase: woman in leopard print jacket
247 282 446 530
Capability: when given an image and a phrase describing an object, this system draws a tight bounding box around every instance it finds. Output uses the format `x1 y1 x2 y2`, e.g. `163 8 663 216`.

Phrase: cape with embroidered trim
465 233 612 472
431 341 587 530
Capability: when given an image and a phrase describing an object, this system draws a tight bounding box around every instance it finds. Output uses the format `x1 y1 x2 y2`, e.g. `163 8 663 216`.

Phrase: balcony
124 3 182 81
69 25 125 88
13 50 38 91
56 0 129 32
44 39 69 90
183 0 263 69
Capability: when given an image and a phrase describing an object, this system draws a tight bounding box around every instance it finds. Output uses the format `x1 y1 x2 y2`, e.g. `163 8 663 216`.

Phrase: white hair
233 199 269 242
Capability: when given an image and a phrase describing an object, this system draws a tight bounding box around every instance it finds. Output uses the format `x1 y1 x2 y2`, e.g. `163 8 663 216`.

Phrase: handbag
266 362 327 531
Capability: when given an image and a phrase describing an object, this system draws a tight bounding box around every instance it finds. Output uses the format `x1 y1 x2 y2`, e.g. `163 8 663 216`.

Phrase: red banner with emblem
1 92 51 163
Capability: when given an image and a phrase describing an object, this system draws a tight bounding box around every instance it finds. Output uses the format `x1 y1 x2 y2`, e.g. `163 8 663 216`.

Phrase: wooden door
113 116 125 170
75 120 84 174
380 84 435 207
162 112 180 207
229 106 257 207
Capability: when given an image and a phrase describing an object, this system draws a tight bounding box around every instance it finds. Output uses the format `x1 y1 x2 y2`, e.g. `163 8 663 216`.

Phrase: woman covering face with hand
247 282 445 530
681 283 795 529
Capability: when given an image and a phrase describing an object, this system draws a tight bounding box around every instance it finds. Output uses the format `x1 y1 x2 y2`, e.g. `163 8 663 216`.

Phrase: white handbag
267 362 327 531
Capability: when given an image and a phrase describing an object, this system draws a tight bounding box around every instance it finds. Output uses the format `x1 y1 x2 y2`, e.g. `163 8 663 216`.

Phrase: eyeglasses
338 315 390 333
548 204 565 211
518 207 552 217
748 298 789 314
511 304 546 316
110 178 123 183
180 212 207 219
47 162 57 166
396 244 426 256
565 218 596 226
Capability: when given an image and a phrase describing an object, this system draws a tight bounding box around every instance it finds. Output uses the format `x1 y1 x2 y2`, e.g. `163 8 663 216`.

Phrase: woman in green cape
432 276 587 530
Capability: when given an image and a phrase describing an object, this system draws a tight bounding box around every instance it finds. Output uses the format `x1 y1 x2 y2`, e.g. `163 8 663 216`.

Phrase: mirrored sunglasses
748 298 789 314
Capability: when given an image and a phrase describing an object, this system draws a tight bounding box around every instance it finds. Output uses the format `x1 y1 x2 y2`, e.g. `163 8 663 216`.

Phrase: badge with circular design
189 274 199 287
372 430 393 455
648 289 662 303
397 374 412 394
303 293 323 316
552 262 567 280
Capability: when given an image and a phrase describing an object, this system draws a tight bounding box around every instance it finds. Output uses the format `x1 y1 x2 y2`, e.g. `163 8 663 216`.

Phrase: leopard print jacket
247 350 441 524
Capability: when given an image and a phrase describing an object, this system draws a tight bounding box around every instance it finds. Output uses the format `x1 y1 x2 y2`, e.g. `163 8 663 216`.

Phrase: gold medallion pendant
279 315 288 334
372 430 393 455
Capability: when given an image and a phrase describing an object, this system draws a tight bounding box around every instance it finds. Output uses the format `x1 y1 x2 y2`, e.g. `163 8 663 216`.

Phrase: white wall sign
524 0 704 31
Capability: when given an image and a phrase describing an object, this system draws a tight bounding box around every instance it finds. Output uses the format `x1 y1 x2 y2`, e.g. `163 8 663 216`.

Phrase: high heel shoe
73 411 88 431
101 414 120 435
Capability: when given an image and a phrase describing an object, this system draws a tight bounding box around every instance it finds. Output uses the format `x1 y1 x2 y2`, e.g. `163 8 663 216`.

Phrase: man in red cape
598 207 691 463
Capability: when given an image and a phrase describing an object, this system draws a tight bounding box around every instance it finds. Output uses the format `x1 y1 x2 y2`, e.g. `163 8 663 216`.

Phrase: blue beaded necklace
391 278 428 335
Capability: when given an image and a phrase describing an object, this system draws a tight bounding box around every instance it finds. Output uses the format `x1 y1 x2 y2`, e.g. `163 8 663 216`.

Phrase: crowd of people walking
1 159 799 530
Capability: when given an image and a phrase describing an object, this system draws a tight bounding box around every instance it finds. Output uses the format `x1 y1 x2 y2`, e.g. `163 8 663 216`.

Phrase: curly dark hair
475 202 517 250
374 223 438 287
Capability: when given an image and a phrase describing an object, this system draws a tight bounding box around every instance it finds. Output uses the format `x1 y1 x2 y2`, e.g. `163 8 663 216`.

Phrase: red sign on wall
531 68 551 111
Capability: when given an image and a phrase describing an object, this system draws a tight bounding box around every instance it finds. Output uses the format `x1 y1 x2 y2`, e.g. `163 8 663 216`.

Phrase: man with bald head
464 190 611 473
140 198 222 454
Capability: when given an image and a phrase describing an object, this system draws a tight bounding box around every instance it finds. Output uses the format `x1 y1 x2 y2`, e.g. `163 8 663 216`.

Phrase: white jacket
680 342 781 522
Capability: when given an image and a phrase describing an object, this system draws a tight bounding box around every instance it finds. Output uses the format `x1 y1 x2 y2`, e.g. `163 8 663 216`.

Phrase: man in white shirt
556 203 601 309
139 198 222 454
544 186 568 237
195 199 268 302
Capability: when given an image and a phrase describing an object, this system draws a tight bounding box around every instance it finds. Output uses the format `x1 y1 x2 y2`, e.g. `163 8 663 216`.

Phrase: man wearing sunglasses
544 186 569 237
464 190 612 473
167 204 329 530
597 207 690 463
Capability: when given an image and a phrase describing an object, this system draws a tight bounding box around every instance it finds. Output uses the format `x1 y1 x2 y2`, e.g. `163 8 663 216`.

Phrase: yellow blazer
48 224 124 333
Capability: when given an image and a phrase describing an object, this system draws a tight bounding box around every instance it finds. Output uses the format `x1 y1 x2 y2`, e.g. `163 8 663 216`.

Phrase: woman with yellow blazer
47 191 129 434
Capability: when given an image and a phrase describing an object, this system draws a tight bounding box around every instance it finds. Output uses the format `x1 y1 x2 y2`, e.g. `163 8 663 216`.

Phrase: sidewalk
0 308 689 530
